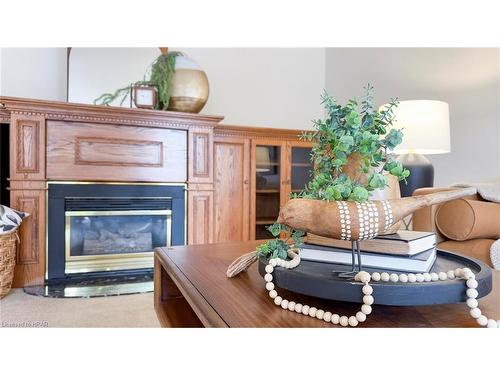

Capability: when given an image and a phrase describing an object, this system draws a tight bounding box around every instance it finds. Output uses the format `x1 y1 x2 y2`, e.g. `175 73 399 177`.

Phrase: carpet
0 288 160 328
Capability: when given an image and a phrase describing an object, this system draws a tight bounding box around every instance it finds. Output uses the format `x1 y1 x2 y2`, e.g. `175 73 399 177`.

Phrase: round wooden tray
258 249 493 306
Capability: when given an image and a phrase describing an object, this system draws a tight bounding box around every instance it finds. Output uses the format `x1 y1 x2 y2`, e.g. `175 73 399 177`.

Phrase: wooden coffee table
153 241 499 327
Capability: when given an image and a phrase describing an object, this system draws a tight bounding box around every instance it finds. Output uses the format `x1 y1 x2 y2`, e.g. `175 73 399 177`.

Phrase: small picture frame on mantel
131 85 158 109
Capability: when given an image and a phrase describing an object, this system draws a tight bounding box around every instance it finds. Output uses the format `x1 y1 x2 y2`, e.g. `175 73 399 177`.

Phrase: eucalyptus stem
293 86 409 204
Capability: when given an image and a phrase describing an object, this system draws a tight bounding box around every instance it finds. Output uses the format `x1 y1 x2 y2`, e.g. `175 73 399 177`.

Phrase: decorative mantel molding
214 124 313 141
0 108 10 123
0 96 224 129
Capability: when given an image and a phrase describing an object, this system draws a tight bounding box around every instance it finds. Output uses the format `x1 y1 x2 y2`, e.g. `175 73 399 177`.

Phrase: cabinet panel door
213 138 250 242
288 141 314 199
250 140 287 240
10 188 46 287
10 114 46 181
188 190 214 245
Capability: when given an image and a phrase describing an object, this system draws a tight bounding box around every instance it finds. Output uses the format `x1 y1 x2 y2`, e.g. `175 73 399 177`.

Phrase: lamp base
397 153 434 197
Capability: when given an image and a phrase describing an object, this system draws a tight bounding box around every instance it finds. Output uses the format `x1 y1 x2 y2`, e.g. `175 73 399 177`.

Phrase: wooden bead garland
266 250 373 328
264 251 499 328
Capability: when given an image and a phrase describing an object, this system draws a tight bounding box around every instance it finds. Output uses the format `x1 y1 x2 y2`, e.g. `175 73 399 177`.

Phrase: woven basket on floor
0 230 18 299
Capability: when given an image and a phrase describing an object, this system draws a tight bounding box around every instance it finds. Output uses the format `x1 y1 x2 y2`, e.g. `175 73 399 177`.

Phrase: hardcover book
299 243 437 273
306 230 436 256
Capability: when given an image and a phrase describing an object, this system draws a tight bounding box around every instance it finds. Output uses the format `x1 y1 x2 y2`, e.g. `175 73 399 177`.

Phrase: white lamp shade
380 100 451 155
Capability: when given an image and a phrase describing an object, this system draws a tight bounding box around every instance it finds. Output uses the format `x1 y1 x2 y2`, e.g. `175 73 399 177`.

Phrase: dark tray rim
258 248 493 306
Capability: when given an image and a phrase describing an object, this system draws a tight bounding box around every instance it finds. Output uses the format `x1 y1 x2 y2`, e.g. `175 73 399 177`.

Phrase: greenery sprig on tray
257 85 409 259
93 51 182 110
256 223 304 260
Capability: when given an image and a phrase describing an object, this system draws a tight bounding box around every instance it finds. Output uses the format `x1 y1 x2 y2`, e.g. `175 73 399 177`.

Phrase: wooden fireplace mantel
0 96 223 287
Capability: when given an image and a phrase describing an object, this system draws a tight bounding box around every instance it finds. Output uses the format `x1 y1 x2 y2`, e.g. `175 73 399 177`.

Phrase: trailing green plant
258 85 409 259
295 84 409 204
255 223 304 260
93 51 182 110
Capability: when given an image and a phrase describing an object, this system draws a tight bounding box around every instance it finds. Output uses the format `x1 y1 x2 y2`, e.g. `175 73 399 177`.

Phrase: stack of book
301 231 437 273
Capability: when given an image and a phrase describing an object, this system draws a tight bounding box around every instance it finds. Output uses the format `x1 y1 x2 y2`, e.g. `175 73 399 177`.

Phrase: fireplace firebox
47 183 185 282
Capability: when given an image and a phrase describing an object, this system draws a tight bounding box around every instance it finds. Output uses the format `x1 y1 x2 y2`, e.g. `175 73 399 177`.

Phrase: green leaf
384 129 403 149
390 164 403 176
267 223 282 237
256 243 270 257
368 173 388 189
292 229 305 240
278 248 287 259
339 135 354 149
346 110 361 127
362 114 373 127
384 159 399 172
351 186 369 202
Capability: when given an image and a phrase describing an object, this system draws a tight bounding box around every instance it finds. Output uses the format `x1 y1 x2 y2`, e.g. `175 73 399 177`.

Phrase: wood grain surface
11 188 46 287
213 137 250 243
154 241 500 328
46 121 187 182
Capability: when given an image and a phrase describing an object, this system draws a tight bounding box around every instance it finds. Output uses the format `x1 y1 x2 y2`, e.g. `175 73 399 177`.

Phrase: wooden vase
342 152 402 234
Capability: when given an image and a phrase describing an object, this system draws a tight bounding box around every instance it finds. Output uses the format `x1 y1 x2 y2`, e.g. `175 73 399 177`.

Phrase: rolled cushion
436 199 500 241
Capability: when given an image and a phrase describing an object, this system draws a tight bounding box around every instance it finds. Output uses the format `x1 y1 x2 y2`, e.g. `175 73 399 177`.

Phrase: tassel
226 251 258 278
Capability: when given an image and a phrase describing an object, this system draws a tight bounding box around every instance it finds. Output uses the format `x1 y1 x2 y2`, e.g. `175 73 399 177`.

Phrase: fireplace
64 203 171 274
47 183 185 282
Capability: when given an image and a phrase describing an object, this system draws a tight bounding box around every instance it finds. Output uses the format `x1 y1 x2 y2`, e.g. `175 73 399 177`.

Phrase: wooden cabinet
213 126 313 242
251 139 313 239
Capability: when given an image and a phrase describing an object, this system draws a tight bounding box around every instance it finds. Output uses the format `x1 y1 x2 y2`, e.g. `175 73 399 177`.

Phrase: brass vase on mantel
160 48 209 114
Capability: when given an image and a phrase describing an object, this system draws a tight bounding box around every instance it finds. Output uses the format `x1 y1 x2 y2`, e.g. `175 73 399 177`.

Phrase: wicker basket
0 230 18 299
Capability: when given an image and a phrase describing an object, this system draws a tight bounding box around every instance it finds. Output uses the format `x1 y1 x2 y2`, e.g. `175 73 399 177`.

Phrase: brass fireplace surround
64 209 172 274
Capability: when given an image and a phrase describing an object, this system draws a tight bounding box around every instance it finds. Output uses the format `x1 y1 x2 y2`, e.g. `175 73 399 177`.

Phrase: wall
0 48 67 101
68 48 159 107
2 47 499 185
325 48 500 186
180 48 325 129
68 48 325 130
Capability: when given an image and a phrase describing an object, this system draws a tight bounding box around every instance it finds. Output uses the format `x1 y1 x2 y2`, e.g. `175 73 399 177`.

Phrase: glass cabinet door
255 145 281 239
290 146 313 195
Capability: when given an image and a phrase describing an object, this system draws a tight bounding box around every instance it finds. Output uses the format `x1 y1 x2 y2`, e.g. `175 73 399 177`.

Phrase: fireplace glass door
65 209 171 274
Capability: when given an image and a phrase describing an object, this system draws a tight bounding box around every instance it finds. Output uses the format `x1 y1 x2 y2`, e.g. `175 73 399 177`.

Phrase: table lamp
380 100 450 197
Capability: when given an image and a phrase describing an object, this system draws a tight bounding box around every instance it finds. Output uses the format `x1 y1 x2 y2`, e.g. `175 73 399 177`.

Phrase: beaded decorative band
336 200 351 241
334 200 394 240
381 200 394 232
355 201 379 240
